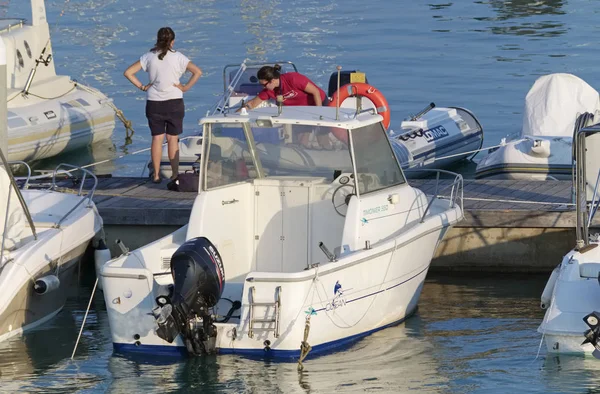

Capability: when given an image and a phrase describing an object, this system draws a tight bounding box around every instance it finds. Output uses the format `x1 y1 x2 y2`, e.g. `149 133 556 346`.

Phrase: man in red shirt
241 64 331 148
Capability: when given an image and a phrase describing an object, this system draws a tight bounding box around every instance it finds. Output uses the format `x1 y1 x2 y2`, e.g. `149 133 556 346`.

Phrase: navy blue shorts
146 99 185 136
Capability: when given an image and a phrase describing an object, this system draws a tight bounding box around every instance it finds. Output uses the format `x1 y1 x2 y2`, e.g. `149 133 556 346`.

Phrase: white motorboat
538 123 600 356
156 61 483 179
476 73 600 180
2 0 115 162
101 100 463 358
0 157 103 342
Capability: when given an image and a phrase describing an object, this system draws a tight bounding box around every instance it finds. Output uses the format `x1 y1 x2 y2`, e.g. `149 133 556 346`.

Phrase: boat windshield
252 123 353 178
203 120 404 192
204 121 352 188
350 122 405 194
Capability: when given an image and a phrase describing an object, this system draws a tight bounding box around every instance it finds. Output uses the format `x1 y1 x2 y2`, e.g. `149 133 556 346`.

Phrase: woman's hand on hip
174 83 188 92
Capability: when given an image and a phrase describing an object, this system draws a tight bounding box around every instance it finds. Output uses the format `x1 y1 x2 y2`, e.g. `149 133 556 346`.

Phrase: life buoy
328 83 391 132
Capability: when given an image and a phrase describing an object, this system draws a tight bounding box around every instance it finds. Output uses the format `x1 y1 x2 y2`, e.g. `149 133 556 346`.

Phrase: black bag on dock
167 172 199 193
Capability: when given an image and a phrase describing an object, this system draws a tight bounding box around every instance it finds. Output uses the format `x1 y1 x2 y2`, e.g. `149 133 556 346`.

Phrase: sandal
151 177 162 184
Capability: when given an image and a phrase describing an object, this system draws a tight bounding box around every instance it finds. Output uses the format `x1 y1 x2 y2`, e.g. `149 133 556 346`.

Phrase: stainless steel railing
50 164 98 228
404 169 464 223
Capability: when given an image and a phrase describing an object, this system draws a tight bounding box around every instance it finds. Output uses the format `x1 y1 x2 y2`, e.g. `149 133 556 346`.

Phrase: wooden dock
46 177 585 273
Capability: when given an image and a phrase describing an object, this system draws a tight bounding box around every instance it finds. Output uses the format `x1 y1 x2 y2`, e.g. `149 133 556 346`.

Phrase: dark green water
2 269 599 393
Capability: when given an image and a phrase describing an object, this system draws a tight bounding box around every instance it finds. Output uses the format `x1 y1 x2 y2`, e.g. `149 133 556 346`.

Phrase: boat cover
522 73 600 138
0 165 25 251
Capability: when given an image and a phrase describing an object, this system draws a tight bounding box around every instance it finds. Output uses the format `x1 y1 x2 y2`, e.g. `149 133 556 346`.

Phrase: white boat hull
476 73 600 180
1 3 116 163
538 244 600 355
476 136 573 180
7 83 116 162
103 211 457 357
0 189 103 342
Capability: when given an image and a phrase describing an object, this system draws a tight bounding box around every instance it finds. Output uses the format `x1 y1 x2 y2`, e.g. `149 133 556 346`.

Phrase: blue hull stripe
113 310 416 360
112 266 428 359
314 265 428 312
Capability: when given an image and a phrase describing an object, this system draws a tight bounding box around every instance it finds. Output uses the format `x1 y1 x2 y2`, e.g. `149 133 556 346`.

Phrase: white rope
71 278 98 360
417 139 526 165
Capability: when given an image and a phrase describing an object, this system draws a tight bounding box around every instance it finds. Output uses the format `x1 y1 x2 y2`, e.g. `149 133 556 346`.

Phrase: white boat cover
522 73 600 138
0 165 26 251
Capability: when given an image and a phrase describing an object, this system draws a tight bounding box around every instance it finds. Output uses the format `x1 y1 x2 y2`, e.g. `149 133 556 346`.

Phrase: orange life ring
328 83 391 142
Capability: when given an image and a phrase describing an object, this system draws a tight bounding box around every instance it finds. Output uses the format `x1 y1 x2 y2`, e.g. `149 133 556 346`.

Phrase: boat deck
37 177 585 272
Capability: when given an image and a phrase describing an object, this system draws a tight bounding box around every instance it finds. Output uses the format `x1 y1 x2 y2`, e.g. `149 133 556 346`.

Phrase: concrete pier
45 176 584 273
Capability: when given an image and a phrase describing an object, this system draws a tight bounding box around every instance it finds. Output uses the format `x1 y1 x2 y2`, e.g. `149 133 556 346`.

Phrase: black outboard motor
583 311 600 359
153 237 225 355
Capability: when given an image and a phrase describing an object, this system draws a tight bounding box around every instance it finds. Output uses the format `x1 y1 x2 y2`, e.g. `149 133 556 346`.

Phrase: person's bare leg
317 133 332 150
167 134 180 179
151 134 165 181
298 132 310 147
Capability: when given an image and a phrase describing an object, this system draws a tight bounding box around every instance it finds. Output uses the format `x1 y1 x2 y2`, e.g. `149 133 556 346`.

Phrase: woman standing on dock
124 27 203 183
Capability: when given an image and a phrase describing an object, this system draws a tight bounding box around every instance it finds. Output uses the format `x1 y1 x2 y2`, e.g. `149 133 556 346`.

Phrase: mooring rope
404 138 526 166
297 315 312 371
76 82 135 142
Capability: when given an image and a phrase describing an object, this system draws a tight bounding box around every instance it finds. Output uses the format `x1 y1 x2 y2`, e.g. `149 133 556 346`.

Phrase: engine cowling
154 237 225 355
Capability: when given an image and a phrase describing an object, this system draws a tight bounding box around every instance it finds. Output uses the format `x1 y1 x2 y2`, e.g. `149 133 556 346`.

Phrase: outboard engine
153 237 225 355
583 311 600 359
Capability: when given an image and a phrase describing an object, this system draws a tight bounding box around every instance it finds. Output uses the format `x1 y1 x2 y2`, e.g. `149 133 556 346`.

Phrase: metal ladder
248 286 281 339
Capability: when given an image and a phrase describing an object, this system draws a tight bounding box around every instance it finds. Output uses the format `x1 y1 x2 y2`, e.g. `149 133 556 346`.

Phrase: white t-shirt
140 50 190 101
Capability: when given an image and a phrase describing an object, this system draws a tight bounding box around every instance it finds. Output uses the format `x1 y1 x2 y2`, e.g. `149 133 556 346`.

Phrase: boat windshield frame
200 118 406 196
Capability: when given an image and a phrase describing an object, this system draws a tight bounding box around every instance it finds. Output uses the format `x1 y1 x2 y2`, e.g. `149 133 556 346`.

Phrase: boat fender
34 275 60 295
94 238 111 291
328 83 391 143
540 265 560 309
530 139 551 158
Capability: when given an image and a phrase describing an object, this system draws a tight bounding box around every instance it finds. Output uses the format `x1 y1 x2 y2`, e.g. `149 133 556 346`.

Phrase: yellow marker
350 71 366 84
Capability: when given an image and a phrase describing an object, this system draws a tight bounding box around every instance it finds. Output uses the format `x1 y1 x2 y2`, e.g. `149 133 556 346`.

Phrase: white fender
541 266 560 309
94 239 111 291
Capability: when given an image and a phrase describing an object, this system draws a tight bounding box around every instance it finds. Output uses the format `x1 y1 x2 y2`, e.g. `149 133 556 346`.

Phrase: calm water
5 0 600 176
3 0 600 392
2 269 600 393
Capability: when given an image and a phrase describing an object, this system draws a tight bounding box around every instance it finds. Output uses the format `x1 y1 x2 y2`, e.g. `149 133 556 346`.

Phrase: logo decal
423 125 449 142
334 280 343 296
282 91 298 101
326 281 350 311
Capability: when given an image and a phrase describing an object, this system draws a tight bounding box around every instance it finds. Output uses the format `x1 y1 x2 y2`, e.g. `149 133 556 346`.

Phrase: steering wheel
332 183 355 217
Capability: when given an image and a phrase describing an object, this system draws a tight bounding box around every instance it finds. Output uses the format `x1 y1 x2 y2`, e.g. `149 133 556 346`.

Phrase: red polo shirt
258 72 326 106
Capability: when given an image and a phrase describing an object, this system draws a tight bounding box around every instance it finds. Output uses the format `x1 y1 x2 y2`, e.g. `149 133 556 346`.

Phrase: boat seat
579 262 600 278
236 84 262 96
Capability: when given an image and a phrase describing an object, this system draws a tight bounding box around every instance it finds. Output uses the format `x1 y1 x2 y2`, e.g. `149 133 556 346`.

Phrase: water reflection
103 318 446 393
240 0 283 59
484 0 566 37
487 0 566 19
